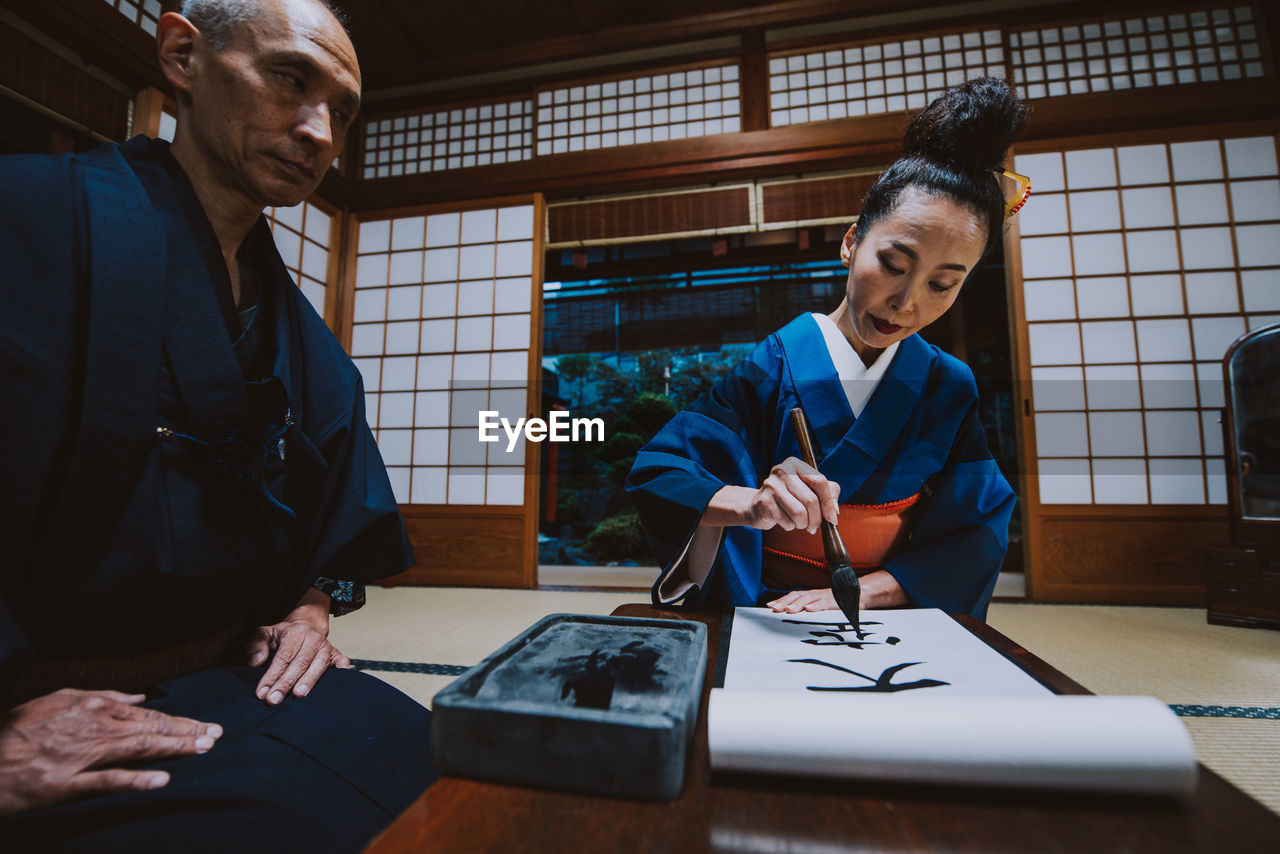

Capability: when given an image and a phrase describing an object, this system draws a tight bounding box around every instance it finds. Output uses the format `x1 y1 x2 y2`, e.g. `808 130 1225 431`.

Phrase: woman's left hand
766 570 909 613
766 588 837 613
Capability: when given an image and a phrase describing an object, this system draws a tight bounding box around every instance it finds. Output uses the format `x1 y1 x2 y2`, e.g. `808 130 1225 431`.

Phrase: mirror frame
1222 321 1280 538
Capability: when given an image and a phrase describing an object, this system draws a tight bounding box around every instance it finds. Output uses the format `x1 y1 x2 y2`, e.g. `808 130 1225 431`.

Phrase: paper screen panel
1011 6 1265 99
1015 134 1279 505
535 64 741 155
104 0 161 35
363 98 534 179
266 202 332 320
769 29 1005 126
352 206 537 505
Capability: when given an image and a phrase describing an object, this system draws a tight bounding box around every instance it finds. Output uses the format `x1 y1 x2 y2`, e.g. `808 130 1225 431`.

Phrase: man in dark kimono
0 1 434 848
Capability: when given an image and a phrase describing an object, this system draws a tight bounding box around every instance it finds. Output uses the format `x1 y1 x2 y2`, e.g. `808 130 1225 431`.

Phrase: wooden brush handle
788 407 851 567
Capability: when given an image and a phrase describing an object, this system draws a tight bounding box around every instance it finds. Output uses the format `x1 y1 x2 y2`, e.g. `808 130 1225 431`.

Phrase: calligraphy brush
788 407 861 629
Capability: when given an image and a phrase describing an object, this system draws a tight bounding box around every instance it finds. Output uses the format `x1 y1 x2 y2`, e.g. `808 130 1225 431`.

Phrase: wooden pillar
130 86 165 138
740 29 768 133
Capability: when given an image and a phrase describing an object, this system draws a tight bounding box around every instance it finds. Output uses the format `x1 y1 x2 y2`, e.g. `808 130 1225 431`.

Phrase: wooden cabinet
1205 547 1280 629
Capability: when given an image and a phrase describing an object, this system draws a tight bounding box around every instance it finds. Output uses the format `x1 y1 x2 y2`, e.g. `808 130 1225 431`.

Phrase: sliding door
345 196 545 587
1008 130 1279 602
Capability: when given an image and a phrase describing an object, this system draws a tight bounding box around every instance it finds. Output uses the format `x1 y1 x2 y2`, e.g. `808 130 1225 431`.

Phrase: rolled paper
708 690 1198 797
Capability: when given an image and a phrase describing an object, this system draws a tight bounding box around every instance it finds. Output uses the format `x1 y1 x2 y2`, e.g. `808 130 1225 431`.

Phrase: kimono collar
121 137 297 525
777 314 933 500
811 312 900 418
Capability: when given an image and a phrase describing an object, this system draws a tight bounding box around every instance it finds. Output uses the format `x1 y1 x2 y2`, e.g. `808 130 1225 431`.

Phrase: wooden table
366 605 1280 853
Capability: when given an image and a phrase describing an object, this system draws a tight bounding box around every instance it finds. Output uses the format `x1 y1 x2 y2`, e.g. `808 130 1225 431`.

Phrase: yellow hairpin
999 169 1032 219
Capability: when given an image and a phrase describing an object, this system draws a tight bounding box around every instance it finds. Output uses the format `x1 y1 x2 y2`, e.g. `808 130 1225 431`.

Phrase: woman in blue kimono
627 77 1028 620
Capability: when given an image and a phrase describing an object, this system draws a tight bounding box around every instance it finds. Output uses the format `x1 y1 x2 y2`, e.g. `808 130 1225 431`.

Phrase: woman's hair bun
902 76 1028 173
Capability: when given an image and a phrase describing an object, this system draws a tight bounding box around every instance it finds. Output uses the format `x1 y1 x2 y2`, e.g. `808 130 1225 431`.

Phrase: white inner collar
812 312 900 418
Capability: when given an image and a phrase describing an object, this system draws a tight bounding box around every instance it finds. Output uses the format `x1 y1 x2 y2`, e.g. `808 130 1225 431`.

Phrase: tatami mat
537 564 655 590
328 586 637 668
985 604 1280 706
1181 718 1280 812
329 588 1279 815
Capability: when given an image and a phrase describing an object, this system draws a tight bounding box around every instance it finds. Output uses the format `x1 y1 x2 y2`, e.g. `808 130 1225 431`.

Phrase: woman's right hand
702 457 840 534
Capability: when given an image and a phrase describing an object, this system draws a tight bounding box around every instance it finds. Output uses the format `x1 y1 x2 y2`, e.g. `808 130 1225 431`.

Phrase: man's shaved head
181 0 349 51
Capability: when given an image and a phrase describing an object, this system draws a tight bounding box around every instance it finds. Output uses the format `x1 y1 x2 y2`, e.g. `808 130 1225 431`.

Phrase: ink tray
430 613 707 800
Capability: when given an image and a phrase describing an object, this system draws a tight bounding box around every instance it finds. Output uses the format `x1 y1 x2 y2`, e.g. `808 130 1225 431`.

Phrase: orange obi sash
761 492 920 589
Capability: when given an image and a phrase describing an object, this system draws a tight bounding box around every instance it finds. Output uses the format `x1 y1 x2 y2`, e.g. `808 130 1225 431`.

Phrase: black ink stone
430 614 707 800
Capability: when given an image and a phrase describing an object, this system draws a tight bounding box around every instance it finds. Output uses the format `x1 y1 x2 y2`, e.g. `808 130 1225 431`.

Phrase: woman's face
838 188 987 362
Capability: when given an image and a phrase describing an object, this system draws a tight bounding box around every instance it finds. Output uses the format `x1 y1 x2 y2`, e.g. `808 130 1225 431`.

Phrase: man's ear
839 224 856 269
157 12 199 96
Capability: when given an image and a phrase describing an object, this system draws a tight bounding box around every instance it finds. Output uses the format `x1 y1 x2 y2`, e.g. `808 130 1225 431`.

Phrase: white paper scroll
709 608 1198 797
722 607 1054 697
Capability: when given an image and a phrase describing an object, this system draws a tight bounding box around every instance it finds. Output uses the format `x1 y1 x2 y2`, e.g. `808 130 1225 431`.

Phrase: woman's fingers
820 478 842 525
801 589 839 611
771 468 822 532
767 588 837 613
775 457 841 529
754 475 805 530
750 458 842 532
766 591 804 612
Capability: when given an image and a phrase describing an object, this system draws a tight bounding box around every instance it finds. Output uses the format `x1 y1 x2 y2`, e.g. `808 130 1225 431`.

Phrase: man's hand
245 588 350 705
0 689 222 815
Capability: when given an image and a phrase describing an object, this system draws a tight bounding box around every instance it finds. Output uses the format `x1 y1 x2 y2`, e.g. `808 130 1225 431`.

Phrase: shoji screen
104 0 160 35
769 28 1005 126
535 63 741 154
348 197 544 587
266 202 335 323
362 97 533 179
1009 6 1264 100
1010 132 1279 602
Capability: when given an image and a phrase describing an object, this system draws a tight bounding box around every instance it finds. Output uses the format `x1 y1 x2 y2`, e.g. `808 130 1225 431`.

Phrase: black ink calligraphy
787 659 950 693
782 619 899 649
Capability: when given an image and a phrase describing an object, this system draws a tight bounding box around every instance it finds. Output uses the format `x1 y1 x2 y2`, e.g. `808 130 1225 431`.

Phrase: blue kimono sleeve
627 338 782 603
883 403 1016 620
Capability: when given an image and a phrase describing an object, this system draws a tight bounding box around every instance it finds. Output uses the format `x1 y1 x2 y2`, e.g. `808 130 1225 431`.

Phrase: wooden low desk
366 604 1279 853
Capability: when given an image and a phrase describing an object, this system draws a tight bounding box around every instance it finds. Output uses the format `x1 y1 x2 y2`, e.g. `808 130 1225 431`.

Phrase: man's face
186 0 361 208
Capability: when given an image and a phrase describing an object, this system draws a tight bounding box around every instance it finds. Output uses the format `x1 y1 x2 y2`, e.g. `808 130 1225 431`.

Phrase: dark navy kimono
0 136 412 675
627 313 1016 619
0 138 431 849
